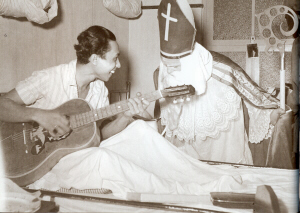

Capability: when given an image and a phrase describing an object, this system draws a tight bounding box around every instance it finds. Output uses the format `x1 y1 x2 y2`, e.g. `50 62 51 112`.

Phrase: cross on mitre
161 3 178 41
158 0 196 58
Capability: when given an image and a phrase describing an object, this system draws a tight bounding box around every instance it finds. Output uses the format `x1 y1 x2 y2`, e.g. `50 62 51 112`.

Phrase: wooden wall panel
52 0 94 65
0 0 94 93
0 17 19 92
128 9 160 116
0 0 130 93
92 0 129 92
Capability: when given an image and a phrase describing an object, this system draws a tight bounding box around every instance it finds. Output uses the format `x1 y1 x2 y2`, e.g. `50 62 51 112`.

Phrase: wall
128 9 160 116
202 0 295 90
0 0 129 93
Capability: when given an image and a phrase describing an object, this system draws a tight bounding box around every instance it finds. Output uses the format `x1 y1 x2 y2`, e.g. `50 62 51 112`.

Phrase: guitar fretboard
70 91 162 129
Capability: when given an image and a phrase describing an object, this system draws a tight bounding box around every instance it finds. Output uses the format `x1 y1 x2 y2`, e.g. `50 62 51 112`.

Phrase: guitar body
0 99 99 186
0 85 195 187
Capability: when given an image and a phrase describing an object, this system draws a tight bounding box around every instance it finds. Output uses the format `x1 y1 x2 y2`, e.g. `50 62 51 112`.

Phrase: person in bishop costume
154 0 286 165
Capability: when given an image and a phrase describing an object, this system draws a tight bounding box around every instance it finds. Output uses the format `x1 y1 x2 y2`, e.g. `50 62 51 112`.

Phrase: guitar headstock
160 85 195 102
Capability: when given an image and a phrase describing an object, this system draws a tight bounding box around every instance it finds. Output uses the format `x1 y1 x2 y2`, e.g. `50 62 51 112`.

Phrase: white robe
158 43 272 164
163 77 254 164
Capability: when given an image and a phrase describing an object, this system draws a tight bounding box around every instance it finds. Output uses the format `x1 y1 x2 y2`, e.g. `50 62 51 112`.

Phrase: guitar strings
3 92 169 142
69 92 162 128
11 128 65 142
12 128 51 139
12 131 32 141
1 135 14 142
1 131 29 142
1 131 32 143
8 128 39 142
7 125 72 142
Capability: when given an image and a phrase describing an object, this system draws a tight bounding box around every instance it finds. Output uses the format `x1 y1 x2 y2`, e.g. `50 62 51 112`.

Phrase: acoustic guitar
0 85 195 186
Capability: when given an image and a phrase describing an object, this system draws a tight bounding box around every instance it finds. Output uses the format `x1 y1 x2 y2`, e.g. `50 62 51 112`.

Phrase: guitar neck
70 90 162 129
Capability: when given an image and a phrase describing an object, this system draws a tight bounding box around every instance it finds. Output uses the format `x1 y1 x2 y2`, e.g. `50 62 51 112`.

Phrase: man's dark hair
74 25 116 64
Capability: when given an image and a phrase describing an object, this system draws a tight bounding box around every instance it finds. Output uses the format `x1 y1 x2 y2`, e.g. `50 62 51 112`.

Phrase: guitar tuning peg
186 96 191 101
179 98 184 103
173 99 178 104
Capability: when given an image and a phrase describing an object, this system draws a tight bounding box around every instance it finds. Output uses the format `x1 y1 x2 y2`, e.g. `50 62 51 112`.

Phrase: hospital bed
20 162 297 213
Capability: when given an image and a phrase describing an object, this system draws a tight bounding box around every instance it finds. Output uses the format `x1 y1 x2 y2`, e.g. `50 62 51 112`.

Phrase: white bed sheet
29 120 298 212
42 163 298 213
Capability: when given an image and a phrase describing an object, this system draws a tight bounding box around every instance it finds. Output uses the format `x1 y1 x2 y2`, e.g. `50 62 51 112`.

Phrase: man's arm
0 89 37 123
100 113 133 140
0 89 70 136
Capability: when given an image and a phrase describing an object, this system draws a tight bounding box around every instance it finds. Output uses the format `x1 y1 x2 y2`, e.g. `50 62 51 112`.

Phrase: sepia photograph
0 0 299 212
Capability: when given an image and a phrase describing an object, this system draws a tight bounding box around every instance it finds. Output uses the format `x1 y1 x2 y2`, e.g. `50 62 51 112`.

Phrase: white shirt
16 60 109 110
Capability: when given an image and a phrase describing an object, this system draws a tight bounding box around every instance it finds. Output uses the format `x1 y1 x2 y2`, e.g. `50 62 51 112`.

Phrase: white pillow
0 0 57 24
103 0 141 19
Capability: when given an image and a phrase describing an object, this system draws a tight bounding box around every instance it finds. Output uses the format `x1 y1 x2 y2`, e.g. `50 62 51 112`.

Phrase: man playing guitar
0 25 151 185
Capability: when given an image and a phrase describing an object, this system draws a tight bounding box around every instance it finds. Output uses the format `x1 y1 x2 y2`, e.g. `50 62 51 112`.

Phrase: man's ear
89 54 98 65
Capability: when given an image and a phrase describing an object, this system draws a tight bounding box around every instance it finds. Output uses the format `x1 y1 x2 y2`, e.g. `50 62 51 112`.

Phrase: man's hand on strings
124 92 150 118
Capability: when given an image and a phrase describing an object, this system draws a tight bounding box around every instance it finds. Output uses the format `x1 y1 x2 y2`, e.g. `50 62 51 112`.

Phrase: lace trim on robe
161 80 242 143
264 124 275 140
247 105 273 144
